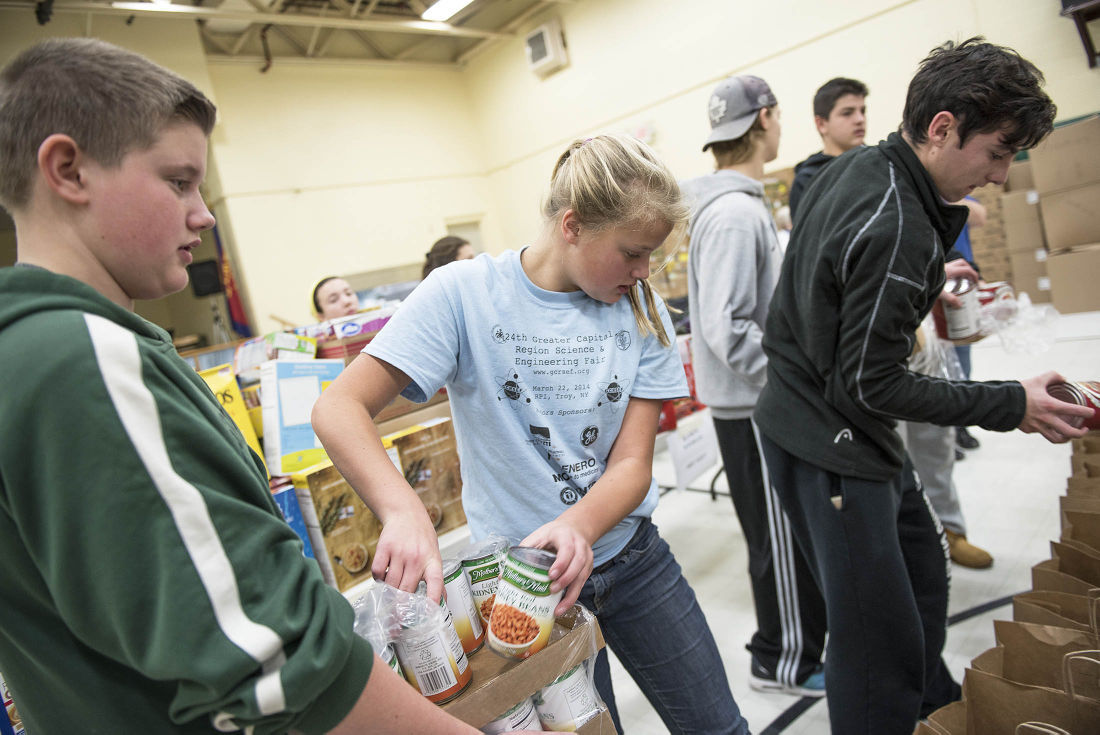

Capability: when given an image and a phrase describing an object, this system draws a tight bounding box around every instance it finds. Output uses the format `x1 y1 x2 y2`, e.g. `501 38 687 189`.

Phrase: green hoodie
0 266 371 733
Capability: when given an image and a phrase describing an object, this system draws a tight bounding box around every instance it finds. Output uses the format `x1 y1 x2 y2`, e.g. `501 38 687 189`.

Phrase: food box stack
260 358 345 475
918 430 1100 733
1029 115 1100 314
966 183 1011 284
1 672 24 735
384 417 467 537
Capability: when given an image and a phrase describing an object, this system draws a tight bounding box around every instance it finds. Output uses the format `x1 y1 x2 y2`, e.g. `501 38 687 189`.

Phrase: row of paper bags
916 433 1100 735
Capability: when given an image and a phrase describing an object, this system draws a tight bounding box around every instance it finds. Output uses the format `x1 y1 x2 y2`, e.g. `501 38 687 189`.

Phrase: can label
379 642 404 678
944 279 980 341
481 696 541 734
534 663 601 732
462 550 505 627
444 559 485 654
393 609 471 704
1 672 24 735
488 548 562 659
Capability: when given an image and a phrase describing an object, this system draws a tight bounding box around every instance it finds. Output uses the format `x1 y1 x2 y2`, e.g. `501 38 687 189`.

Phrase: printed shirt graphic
366 250 688 565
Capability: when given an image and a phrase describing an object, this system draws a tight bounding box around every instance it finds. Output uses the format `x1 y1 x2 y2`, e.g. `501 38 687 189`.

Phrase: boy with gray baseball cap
684 74 827 698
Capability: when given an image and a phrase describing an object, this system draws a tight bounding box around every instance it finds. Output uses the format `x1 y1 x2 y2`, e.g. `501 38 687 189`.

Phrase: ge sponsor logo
580 426 599 447
615 330 631 351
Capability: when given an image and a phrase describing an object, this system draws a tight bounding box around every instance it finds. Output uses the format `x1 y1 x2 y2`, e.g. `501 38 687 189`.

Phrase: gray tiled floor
611 309 1100 734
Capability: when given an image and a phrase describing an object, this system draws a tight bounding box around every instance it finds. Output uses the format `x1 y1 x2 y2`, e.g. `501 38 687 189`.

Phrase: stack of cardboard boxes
999 160 1052 304
1025 115 1100 313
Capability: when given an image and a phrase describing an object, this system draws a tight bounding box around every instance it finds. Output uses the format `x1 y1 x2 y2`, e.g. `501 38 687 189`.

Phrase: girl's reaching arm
312 354 445 602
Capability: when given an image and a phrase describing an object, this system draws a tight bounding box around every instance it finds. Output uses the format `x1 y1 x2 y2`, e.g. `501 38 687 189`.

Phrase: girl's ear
37 134 90 205
560 209 582 244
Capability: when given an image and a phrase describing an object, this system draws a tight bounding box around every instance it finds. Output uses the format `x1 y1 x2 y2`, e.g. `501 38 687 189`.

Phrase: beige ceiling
1 0 570 67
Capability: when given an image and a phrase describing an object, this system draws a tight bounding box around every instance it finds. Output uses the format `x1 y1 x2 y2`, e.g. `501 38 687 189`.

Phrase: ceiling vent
524 17 567 77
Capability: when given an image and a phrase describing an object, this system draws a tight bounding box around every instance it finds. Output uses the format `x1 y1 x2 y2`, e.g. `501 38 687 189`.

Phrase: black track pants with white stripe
712 416 827 687
759 433 961 734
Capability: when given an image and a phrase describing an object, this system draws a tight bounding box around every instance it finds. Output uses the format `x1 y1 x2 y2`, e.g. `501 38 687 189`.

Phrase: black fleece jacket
789 151 834 221
757 133 1027 481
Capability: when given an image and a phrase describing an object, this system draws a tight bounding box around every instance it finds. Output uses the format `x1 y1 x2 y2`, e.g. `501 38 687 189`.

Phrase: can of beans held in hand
534 663 602 731
1047 381 1100 430
481 696 542 734
392 601 472 704
443 557 485 655
461 538 510 628
487 547 562 660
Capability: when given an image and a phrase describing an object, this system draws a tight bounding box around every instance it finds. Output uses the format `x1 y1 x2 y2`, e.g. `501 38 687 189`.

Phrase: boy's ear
925 111 956 149
813 115 829 137
37 134 91 205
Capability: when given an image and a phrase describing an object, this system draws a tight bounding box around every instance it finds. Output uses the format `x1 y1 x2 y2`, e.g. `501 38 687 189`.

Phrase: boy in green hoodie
0 38 495 735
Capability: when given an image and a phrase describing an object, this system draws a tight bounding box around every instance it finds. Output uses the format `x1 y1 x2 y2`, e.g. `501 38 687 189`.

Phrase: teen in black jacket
755 38 1090 735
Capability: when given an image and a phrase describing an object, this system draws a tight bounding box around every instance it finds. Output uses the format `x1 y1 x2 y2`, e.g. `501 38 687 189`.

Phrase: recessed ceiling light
421 0 475 23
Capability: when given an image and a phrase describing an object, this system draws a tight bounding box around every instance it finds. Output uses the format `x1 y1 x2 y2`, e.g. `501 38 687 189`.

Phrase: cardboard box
1029 115 1100 194
291 461 381 592
1007 248 1051 304
384 418 467 536
1000 190 1045 253
1004 160 1033 192
442 605 609 729
1039 182 1100 251
1046 244 1100 314
198 363 266 475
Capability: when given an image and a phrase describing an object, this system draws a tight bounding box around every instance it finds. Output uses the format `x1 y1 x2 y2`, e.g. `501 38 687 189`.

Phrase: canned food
488 547 562 659
481 696 542 734
941 277 981 342
378 641 404 679
461 538 510 627
392 602 472 704
443 557 485 654
534 663 601 732
1047 381 1100 430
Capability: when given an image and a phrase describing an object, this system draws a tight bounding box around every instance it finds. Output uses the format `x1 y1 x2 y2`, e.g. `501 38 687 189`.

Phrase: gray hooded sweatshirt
681 169 781 419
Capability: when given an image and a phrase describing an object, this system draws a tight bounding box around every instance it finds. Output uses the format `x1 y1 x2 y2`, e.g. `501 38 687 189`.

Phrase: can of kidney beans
443 557 485 655
480 696 542 734
461 538 510 628
1047 381 1100 430
392 600 472 704
487 547 562 660
534 663 602 731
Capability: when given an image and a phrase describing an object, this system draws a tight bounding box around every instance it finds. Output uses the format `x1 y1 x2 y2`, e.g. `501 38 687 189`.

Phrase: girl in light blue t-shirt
314 134 748 734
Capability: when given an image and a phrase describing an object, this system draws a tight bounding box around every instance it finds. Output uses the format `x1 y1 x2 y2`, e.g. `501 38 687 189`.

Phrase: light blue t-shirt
365 250 688 565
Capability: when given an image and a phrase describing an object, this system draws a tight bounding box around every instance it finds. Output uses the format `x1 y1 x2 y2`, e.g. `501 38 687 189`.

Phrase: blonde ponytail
544 133 687 346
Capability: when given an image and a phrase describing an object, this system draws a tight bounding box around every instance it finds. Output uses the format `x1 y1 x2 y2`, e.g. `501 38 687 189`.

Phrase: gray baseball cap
702 75 778 151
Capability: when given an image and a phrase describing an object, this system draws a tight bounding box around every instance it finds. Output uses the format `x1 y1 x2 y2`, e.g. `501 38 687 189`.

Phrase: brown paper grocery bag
1014 590 1099 633
1063 506 1100 551
924 700 966 735
1068 476 1100 498
1072 434 1100 455
993 619 1100 691
963 665 1100 733
1073 454 1100 478
1033 542 1100 594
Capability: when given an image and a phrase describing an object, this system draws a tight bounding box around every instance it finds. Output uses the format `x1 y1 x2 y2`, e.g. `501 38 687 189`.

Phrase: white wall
2 0 1095 334
465 0 1100 251
204 61 505 329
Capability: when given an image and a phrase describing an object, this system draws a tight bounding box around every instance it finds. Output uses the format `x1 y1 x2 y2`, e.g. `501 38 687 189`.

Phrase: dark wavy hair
813 77 868 120
422 236 469 279
902 37 1055 151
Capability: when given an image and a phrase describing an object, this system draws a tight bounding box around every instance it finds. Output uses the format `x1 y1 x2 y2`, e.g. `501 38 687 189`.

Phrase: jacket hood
793 152 834 177
0 266 169 342
680 169 765 221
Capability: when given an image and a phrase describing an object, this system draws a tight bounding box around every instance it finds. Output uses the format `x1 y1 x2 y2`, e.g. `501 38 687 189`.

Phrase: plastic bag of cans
351 582 473 704
481 655 606 733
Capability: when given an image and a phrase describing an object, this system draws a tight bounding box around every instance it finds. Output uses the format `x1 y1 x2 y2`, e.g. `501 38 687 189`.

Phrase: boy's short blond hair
0 38 217 211
709 106 775 168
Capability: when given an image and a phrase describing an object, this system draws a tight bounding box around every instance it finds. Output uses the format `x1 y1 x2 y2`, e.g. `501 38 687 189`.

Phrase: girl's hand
372 509 444 603
521 520 593 616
